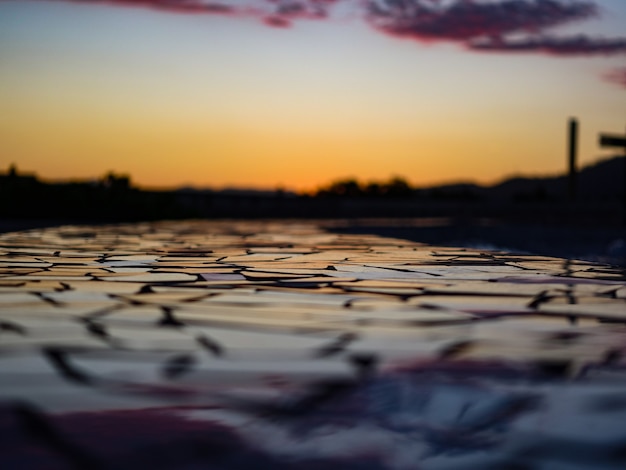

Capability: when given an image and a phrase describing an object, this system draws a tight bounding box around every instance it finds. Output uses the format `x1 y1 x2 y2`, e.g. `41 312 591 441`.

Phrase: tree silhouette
316 176 414 199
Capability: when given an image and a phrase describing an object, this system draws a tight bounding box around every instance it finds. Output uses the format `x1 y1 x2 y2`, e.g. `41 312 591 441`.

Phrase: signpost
568 118 578 202
599 130 626 225
600 135 626 148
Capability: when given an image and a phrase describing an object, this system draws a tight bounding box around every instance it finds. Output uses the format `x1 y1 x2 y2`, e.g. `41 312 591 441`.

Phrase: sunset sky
1 0 625 192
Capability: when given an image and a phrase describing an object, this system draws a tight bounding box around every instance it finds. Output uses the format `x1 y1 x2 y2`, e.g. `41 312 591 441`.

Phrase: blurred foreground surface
1 220 626 469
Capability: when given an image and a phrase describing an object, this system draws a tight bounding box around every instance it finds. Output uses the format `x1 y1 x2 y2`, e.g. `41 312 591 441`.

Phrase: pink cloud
11 0 626 77
468 35 626 56
64 0 240 16
50 0 333 25
365 0 597 42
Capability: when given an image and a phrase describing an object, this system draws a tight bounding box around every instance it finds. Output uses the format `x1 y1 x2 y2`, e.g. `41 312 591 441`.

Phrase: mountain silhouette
487 155 624 202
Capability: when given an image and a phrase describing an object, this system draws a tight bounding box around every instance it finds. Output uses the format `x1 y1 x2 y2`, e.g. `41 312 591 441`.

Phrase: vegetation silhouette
0 167 195 228
0 155 624 231
316 177 414 199
314 155 624 205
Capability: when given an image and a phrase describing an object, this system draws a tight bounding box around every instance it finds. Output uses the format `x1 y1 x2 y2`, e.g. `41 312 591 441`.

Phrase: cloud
364 0 626 87
16 0 626 60
365 0 597 42
66 0 240 16
43 0 333 27
468 35 626 56
603 67 626 88
263 0 332 27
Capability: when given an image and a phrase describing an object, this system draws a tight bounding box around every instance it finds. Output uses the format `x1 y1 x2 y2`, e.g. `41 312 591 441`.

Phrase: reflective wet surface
1 220 625 469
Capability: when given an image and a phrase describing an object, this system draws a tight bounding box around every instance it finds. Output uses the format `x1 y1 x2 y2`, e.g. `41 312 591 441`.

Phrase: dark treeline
314 155 624 203
0 166 194 222
315 176 484 201
1 156 624 230
316 177 415 199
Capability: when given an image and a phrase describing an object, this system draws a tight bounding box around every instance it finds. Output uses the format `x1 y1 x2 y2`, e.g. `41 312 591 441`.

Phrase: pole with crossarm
599 129 626 225
568 118 578 202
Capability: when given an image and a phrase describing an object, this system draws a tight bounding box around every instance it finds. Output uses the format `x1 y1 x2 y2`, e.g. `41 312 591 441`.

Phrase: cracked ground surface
1 220 625 469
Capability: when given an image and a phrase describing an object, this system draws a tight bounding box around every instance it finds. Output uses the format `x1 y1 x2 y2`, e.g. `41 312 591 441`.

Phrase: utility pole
568 118 578 202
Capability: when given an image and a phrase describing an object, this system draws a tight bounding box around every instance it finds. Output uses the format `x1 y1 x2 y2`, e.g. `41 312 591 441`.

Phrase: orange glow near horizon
2 121 617 193
2 93 622 193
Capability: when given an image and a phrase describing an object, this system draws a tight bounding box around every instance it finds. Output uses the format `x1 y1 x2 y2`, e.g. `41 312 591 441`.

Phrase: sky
1 0 625 192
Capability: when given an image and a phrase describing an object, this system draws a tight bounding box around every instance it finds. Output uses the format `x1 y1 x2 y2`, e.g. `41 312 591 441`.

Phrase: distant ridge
492 155 624 201
426 155 624 202
1 156 624 229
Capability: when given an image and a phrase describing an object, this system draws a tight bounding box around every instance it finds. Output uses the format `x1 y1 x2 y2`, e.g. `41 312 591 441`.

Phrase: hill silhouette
311 155 624 204
1 156 624 231
485 155 624 202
